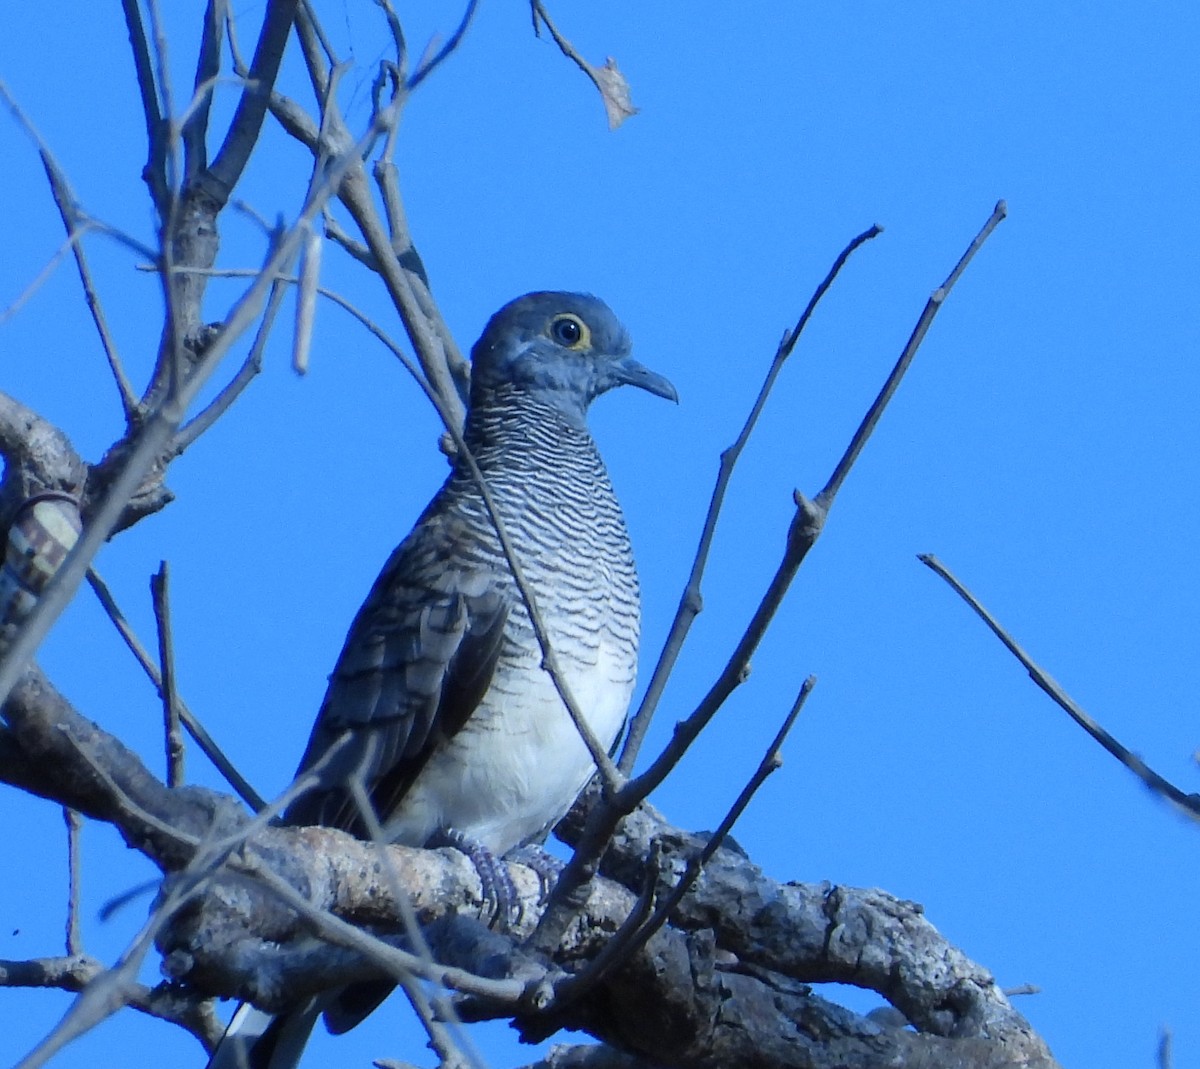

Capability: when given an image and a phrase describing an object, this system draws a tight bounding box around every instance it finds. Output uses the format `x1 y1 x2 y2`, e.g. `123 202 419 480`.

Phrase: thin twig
347 780 484 1069
64 809 83 956
0 953 222 1051
633 204 1006 797
224 2 247 74
155 263 620 790
0 225 98 326
120 0 171 218
347 780 438 966
546 678 814 1015
324 212 377 267
0 94 161 268
139 264 431 395
242 859 530 1005
572 675 815 998
407 0 481 91
38 151 138 419
182 0 226 181
620 224 882 774
369 143 470 397
86 568 266 811
919 554 1200 819
372 67 406 227
299 0 339 75
0 108 392 712
538 841 662 1008
173 270 285 453
144 0 180 195
529 1 637 129
319 99 466 426
533 203 1007 955
375 0 409 80
818 201 1007 509
151 562 185 788
268 29 469 410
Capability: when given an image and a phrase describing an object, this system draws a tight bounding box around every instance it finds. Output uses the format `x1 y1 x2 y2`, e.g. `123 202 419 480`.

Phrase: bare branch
406 0 482 92
120 0 172 217
324 211 376 267
0 954 221 1052
374 0 410 80
621 224 882 774
293 1 333 99
346 781 483 1069
86 567 265 811
590 675 815 984
172 274 283 453
64 809 83 956
151 562 185 787
0 221 99 327
334 141 468 428
200 0 299 206
300 1 339 69
182 0 226 181
0 667 237 868
0 112 392 712
623 499 823 804
529 2 636 129
539 203 1005 958
920 553 1200 818
369 150 471 399
237 858 530 1007
1 658 1056 1068
817 200 1007 509
38 151 138 419
144 0 180 194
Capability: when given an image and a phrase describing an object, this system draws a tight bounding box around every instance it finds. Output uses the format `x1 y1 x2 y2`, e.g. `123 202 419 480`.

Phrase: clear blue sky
2 2 1198 1067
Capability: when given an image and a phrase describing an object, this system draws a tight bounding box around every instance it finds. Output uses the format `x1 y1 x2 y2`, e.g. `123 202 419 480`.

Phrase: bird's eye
548 313 589 349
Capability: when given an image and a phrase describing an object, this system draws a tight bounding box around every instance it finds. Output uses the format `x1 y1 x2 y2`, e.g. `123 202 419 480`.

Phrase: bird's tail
205 1001 322 1069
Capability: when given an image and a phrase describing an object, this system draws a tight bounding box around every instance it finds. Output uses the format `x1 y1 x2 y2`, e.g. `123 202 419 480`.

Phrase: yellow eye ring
548 313 591 350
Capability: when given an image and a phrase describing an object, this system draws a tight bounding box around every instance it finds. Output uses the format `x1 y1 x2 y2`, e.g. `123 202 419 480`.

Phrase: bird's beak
612 356 679 403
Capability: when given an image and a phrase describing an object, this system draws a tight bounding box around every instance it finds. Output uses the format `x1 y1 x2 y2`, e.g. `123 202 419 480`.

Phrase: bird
207 291 677 1069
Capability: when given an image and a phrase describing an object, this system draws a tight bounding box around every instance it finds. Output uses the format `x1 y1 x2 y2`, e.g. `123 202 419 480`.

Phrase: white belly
384 638 633 855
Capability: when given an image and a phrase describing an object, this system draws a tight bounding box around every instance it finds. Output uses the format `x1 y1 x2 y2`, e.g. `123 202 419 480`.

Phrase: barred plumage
209 291 675 1069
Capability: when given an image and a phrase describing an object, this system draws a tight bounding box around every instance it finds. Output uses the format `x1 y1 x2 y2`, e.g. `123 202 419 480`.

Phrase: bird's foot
504 843 564 906
432 829 519 930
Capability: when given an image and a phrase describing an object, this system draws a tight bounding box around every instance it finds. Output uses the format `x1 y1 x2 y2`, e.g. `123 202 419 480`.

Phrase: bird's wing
285 505 509 834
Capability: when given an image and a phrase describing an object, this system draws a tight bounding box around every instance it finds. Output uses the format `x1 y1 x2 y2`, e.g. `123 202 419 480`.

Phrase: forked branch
534 202 1007 956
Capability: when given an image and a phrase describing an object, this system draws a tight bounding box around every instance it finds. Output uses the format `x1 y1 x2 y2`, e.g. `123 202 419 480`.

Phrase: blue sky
2 2 1199 1067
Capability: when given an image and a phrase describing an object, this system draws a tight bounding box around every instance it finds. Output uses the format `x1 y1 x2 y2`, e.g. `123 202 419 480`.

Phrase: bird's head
469 292 677 427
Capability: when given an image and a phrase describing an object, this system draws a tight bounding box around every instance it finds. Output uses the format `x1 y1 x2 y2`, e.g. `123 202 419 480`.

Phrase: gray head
469 292 677 427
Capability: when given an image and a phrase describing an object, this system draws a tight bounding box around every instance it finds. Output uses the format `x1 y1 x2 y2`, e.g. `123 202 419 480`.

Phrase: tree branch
0 656 1057 1068
199 0 298 206
537 204 1007 958
0 955 222 1052
120 0 172 218
621 225 881 773
920 553 1200 818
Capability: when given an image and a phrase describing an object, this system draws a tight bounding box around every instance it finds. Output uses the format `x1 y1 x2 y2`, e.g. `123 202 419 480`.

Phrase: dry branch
0 656 1056 1069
